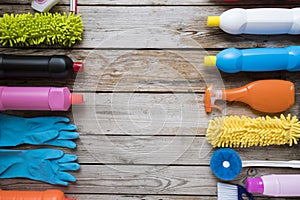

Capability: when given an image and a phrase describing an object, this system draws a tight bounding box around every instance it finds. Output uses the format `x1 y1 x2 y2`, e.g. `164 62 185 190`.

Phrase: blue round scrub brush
210 148 242 181
0 12 83 47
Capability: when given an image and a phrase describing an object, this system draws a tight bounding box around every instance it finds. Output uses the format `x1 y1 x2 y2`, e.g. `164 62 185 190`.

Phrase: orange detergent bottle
204 79 295 113
0 190 75 200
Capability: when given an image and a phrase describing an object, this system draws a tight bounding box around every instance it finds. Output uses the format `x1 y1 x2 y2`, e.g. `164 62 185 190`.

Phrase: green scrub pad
0 12 83 47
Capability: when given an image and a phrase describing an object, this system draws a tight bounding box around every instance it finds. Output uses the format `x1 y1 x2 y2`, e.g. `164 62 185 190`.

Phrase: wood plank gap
67 193 216 197
76 91 206 94
71 48 208 51
76 4 222 7
82 134 206 137
79 163 210 167
76 4 300 7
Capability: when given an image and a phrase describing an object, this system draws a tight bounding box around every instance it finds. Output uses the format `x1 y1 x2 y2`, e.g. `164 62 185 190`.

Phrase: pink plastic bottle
0 86 83 111
246 175 300 197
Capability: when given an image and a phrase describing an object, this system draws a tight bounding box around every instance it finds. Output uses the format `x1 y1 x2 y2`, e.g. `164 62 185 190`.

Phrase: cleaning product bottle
246 175 300 197
204 80 294 113
0 54 83 78
207 8 300 34
0 86 83 111
0 189 75 200
31 0 60 12
204 46 300 73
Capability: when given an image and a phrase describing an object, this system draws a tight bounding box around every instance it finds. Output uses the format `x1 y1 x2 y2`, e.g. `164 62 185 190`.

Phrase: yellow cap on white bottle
207 16 220 27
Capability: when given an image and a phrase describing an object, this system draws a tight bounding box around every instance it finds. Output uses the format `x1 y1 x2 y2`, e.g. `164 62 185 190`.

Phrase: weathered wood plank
5 92 300 137
0 49 299 93
6 111 300 165
0 165 218 195
75 136 300 165
51 194 300 200
1 89 298 166
1 165 300 196
3 91 300 167
3 0 300 5
59 195 220 200
2 6 300 49
71 93 299 142
55 5 300 49
72 92 300 129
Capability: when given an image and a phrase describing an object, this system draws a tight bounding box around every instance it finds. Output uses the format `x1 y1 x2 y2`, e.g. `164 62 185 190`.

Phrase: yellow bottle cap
204 56 217 66
207 16 220 27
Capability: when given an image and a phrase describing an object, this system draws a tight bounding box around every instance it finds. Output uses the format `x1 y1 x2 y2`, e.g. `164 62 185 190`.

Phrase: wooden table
1 1 300 199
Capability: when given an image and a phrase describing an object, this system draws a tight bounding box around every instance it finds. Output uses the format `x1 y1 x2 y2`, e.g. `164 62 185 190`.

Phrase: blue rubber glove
0 148 80 185
0 113 79 148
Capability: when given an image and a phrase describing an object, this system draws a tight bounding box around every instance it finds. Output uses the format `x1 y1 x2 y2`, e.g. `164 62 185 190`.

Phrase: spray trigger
204 85 223 113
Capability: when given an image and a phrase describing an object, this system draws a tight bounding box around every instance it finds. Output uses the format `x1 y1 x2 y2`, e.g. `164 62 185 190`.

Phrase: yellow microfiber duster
0 12 83 47
206 114 300 148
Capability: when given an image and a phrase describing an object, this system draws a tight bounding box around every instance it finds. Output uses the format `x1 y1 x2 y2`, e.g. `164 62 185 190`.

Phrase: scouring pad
210 148 242 181
0 12 83 47
207 114 300 148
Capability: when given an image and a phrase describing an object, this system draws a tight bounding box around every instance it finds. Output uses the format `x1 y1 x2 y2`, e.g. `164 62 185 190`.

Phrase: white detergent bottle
207 8 300 34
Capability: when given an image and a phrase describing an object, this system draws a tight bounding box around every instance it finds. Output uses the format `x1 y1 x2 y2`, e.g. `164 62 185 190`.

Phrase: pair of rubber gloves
0 114 80 186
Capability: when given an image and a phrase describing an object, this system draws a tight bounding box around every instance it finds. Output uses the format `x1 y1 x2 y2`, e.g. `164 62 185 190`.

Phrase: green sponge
0 12 83 47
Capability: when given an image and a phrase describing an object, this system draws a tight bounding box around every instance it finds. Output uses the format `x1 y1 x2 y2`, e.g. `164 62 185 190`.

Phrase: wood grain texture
75 136 300 165
1 5 300 48
3 0 300 5
0 165 218 195
3 93 300 166
71 93 300 135
1 1 300 200
48 194 300 200
2 165 300 195
0 49 299 93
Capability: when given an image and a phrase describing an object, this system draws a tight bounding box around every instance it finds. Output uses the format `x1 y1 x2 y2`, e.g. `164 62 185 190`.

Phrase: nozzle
204 85 213 113
207 16 220 26
73 62 84 72
204 56 216 66
204 85 223 113
70 94 84 104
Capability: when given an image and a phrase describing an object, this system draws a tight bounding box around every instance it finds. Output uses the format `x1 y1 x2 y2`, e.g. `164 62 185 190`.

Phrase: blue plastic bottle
204 46 300 73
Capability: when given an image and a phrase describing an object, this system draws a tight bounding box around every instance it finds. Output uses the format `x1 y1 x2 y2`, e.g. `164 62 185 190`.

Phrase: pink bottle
246 174 300 197
0 86 83 111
